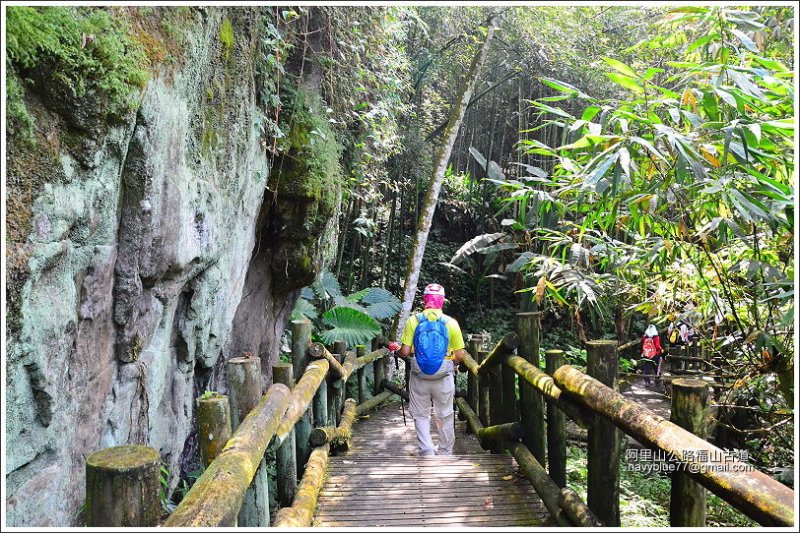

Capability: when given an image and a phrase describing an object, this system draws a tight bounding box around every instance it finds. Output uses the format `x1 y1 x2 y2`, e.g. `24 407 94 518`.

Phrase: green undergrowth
565 446 757 527
6 6 148 141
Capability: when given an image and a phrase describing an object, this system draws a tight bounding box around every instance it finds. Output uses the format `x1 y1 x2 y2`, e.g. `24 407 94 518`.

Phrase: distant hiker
641 324 663 386
397 283 465 457
667 319 693 346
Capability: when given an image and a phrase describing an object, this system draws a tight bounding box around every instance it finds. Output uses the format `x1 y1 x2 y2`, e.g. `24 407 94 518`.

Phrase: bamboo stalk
165 385 291 527
553 365 795 527
273 446 330 527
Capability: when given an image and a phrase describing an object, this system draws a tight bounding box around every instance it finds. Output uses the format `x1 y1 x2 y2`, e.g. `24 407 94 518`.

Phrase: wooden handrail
504 354 593 428
273 445 330 527
476 333 519 375
164 384 292 527
275 360 330 445
553 364 794 527
309 398 357 447
353 347 389 370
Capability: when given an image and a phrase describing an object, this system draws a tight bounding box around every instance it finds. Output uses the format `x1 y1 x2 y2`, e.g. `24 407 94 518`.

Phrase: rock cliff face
5 8 336 526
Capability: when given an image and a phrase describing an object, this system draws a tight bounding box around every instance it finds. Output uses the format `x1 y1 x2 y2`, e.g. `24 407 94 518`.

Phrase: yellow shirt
400 309 465 359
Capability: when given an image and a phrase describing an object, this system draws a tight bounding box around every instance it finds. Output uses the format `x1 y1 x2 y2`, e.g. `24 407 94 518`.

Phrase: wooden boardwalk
314 402 552 527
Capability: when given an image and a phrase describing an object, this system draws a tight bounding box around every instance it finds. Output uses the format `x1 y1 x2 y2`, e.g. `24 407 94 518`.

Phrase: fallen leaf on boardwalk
342 460 354 464
484 496 494 509
502 475 513 480
472 463 481 467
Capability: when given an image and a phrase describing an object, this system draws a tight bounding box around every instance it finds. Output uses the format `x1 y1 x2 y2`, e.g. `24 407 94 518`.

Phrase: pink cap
424 283 445 297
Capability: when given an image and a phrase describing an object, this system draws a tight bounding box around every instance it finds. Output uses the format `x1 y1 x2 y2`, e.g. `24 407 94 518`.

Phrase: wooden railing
84 319 395 527
456 312 795 528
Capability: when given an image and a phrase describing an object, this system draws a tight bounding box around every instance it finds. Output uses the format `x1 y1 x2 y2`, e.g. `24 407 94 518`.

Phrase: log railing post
586 340 621 527
313 378 328 431
228 356 269 526
373 337 386 397
477 350 490 427
356 345 368 404
197 393 232 468
466 337 481 424
488 365 504 454
516 312 545 464
545 349 567 488
330 340 346 426
85 445 161 526
292 320 313 477
670 379 710 526
273 363 297 510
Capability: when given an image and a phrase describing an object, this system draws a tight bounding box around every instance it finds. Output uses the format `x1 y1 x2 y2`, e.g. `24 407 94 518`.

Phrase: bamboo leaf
603 57 638 78
607 72 644 94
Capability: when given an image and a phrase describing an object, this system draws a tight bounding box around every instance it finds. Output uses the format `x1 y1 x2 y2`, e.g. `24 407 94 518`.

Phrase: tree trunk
392 24 495 340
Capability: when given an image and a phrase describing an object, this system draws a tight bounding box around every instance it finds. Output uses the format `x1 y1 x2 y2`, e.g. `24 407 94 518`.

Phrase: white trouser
408 360 455 456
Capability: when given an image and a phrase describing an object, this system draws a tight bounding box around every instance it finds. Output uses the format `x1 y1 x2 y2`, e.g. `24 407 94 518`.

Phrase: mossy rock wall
5 7 340 526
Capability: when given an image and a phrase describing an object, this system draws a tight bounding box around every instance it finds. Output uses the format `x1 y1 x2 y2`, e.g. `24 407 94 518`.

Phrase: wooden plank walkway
314 401 552 527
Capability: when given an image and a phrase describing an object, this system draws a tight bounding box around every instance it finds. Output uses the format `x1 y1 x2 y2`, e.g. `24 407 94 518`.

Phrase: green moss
219 18 234 59
5 72 35 146
6 6 148 134
275 87 343 218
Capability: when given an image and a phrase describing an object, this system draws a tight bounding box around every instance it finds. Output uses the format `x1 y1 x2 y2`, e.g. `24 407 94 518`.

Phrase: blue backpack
413 313 450 375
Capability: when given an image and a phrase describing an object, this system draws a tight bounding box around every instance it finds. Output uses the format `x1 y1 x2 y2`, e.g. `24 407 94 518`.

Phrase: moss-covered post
373 351 386 397
467 337 481 423
328 341 345 426
227 356 262 428
586 340 621 527
228 356 269 526
274 364 297 508
292 320 313 478
670 379 710 527
312 379 328 432
516 312 545 464
488 365 504 454
545 350 567 488
477 350 490 427
356 345 368 404
85 445 160 527
197 394 232 468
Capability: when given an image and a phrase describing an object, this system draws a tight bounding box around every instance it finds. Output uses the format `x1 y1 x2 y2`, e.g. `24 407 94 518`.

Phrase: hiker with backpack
641 324 663 386
397 283 466 457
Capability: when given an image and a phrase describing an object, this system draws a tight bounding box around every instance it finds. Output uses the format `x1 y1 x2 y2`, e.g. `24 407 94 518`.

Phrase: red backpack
642 337 658 359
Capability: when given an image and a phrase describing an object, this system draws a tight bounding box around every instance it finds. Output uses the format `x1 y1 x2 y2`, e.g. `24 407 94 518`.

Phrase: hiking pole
388 342 407 427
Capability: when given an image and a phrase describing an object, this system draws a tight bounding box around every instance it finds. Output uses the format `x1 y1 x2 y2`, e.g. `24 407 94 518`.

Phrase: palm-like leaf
449 233 505 265
319 307 381 346
292 298 318 321
313 270 342 301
